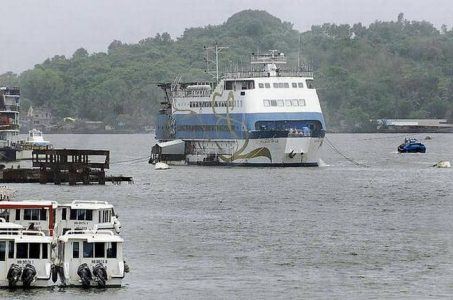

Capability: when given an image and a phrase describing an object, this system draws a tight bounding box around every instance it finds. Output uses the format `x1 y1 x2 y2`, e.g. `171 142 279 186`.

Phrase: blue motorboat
398 138 426 153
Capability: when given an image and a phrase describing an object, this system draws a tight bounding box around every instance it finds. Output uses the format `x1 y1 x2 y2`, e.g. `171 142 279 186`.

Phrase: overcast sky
1 0 452 74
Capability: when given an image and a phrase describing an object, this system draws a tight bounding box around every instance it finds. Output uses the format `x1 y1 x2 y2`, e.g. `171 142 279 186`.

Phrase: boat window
292 83 297 88
62 208 67 220
86 210 93 221
242 80 254 90
263 100 270 107
106 242 117 258
254 120 323 136
77 209 86 220
258 83 264 88
15 209 20 220
273 83 278 88
291 99 299 106
224 81 234 90
270 100 277 107
23 209 46 221
73 242 79 258
29 243 40 259
42 243 48 259
283 83 289 88
265 83 270 88
285 100 292 106
277 100 284 107
72 209 93 221
83 242 93 258
0 241 5 261
8 241 14 258
306 79 314 89
40 209 46 221
298 99 306 106
17 243 28 259
94 242 105 258
298 82 304 88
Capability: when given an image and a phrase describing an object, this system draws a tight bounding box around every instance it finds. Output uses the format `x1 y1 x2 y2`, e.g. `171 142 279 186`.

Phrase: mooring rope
110 156 150 165
324 136 369 168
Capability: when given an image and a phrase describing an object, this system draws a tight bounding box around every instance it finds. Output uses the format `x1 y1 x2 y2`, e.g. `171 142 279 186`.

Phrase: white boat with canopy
0 220 53 288
56 229 127 287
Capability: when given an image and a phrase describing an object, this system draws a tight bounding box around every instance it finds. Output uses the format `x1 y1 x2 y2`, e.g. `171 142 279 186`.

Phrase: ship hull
155 137 323 166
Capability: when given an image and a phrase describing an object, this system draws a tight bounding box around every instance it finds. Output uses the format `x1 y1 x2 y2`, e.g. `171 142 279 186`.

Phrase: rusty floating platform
0 149 133 185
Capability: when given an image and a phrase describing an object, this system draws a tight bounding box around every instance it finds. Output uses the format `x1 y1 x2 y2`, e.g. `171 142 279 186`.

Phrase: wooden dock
0 149 133 185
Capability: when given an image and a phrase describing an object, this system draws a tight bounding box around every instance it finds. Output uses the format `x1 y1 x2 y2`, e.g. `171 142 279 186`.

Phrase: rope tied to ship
324 136 369 168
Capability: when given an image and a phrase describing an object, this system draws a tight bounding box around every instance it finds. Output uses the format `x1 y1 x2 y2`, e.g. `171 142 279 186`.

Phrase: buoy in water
433 160 451 168
155 162 170 170
425 136 432 140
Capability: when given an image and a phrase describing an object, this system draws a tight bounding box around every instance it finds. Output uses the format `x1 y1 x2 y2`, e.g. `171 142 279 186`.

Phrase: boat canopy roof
0 200 57 209
0 220 23 230
58 230 124 243
60 200 114 210
0 231 52 242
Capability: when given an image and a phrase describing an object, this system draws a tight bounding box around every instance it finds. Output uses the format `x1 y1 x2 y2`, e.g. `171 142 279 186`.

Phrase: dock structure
32 149 110 185
376 119 453 133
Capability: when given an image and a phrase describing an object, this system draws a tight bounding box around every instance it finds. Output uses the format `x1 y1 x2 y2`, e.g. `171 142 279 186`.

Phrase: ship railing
223 70 313 79
251 53 287 64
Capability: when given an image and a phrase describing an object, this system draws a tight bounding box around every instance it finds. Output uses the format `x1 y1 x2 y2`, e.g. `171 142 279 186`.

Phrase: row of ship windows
0 241 49 260
263 99 306 107
258 82 313 89
189 100 243 108
73 241 117 259
177 125 232 131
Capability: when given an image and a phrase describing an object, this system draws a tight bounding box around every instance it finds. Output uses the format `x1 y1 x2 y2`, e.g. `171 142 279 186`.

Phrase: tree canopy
1 10 453 131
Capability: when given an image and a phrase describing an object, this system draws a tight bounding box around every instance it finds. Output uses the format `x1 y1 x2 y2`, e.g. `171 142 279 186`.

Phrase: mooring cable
324 136 369 168
110 156 150 165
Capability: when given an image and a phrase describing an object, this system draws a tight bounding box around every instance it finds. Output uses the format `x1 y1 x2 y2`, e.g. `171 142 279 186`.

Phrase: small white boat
0 200 121 237
56 230 127 287
56 200 121 236
433 160 451 168
155 162 170 170
25 129 51 148
0 220 53 288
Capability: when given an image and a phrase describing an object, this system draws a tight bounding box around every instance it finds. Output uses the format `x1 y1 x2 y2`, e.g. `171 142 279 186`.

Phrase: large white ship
151 50 326 166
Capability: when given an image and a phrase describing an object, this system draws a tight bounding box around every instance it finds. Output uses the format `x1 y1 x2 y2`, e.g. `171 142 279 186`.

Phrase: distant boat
397 138 426 153
24 129 52 148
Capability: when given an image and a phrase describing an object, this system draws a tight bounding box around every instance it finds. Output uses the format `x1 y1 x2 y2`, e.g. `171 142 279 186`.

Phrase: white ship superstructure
0 87 20 161
152 50 325 166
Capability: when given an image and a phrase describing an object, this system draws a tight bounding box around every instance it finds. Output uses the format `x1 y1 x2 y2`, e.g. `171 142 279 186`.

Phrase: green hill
1 10 453 132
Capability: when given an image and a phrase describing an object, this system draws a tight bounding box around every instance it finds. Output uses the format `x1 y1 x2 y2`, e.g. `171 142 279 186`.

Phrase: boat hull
156 137 323 166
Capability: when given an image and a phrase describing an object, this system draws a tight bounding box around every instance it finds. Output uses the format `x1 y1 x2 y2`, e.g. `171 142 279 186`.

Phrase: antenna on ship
297 34 302 70
204 43 228 84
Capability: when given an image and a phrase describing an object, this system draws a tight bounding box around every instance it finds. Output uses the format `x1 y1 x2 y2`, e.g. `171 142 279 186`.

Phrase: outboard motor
92 263 108 288
77 263 92 288
7 264 22 288
21 264 37 288
51 264 58 283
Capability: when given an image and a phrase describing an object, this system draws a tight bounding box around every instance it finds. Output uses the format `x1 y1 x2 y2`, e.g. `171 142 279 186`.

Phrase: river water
1 133 453 299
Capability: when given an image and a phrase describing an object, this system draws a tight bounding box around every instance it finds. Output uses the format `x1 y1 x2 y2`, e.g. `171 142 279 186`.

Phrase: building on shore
376 119 453 133
22 106 53 133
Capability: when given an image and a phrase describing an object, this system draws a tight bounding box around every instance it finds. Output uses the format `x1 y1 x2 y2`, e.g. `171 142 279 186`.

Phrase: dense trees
1 10 453 131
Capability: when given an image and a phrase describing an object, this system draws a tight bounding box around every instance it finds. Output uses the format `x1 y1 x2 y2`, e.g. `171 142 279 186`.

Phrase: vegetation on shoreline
1 10 453 132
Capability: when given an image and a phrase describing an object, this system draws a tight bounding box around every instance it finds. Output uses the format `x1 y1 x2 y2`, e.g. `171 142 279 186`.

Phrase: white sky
1 0 452 74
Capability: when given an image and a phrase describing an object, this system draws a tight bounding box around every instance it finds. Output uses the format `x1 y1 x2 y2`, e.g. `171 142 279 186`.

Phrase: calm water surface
1 133 453 299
